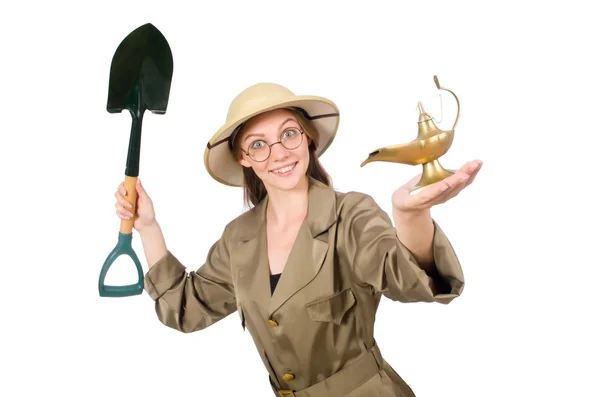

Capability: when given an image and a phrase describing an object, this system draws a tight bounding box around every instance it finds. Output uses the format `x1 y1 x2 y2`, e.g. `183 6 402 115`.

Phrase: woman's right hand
114 178 157 232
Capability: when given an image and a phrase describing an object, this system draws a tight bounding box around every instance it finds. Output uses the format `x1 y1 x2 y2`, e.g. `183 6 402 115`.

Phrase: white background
1 1 598 396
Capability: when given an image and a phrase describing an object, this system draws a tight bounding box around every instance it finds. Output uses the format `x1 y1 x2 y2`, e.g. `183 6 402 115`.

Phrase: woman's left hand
392 159 483 213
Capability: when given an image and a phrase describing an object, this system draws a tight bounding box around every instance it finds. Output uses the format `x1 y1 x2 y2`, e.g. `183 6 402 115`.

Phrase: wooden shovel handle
120 175 138 234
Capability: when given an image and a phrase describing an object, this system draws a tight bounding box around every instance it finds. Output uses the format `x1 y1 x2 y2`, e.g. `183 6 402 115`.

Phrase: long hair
231 108 332 208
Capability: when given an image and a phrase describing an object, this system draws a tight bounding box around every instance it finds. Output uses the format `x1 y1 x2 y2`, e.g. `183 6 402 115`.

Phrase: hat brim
204 95 340 187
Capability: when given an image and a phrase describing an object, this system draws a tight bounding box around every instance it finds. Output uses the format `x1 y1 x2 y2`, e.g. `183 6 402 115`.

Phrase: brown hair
231 108 332 208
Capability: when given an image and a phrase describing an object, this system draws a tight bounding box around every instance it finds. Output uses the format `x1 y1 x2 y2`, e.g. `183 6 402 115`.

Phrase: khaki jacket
144 177 465 397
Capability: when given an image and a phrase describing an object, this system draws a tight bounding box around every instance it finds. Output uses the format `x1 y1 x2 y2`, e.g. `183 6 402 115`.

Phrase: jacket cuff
144 250 186 301
428 220 465 303
394 219 465 304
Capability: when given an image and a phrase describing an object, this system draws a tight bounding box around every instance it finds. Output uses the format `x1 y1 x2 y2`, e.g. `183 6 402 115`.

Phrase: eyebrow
243 118 298 143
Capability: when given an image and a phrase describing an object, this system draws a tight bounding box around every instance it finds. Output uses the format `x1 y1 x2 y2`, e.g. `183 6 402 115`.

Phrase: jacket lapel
231 199 271 312
268 178 337 314
267 220 327 314
232 178 338 316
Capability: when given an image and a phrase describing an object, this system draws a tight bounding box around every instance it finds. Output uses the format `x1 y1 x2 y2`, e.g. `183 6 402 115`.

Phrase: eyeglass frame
239 128 305 162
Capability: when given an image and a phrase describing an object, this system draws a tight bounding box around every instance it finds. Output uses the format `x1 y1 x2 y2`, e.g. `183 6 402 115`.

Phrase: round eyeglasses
241 128 305 162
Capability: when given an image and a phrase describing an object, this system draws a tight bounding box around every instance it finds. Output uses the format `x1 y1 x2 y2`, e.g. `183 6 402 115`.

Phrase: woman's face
238 108 312 192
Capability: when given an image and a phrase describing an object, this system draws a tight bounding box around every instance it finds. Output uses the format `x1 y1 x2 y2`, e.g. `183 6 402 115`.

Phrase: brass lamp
360 76 461 195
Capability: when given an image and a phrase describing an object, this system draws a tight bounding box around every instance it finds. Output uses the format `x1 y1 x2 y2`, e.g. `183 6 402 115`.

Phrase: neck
265 176 309 227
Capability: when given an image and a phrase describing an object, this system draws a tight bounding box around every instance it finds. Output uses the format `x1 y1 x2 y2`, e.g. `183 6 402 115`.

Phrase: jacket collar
233 176 337 243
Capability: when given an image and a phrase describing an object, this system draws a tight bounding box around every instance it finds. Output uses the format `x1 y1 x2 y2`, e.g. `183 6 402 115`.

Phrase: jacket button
267 319 278 326
282 373 295 381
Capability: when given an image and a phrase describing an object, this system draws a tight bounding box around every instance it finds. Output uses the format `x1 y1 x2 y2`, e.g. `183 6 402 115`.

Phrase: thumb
136 178 147 197
402 173 422 189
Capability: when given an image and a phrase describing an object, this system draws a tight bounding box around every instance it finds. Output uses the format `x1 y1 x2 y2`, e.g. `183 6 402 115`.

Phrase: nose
270 142 289 161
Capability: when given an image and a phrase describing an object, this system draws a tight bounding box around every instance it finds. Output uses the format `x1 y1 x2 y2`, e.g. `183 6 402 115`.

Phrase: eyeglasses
241 128 305 162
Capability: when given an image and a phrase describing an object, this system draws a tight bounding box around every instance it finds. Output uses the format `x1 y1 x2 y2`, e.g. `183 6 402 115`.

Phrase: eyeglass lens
248 129 303 161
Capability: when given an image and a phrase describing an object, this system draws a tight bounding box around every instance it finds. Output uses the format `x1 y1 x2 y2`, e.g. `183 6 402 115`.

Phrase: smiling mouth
270 162 298 174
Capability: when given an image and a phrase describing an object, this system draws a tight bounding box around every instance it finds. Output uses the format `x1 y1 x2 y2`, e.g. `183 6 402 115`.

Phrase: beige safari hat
204 82 340 187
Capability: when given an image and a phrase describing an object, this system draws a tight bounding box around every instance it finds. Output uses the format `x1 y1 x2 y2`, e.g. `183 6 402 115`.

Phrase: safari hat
204 82 340 187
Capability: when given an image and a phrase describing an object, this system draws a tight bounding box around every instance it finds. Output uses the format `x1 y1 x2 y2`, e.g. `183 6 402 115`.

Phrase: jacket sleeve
341 193 465 304
143 225 237 333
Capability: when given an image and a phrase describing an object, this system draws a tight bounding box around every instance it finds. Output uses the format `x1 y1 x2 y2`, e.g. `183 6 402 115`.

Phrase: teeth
272 164 295 173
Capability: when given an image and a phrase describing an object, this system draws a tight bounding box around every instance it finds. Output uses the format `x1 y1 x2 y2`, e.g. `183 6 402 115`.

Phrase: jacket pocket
305 287 357 325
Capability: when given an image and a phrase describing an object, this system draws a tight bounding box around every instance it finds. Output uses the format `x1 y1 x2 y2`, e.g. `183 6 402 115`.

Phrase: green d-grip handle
99 232 144 297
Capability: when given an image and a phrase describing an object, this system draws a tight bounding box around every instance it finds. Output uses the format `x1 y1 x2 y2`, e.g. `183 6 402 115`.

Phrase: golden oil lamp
360 76 461 195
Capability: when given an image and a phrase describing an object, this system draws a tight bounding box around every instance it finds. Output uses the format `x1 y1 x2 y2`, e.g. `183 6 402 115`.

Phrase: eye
250 140 266 150
282 129 298 138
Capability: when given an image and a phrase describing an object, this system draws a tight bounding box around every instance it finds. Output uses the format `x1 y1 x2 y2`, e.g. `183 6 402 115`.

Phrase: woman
114 82 482 396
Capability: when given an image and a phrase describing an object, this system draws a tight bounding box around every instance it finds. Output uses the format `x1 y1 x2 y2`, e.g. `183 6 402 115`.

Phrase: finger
457 160 479 175
115 200 133 213
446 162 480 195
464 168 480 188
422 168 467 199
456 161 472 174
117 182 137 209
444 171 470 195
427 184 456 205
431 160 481 194
442 169 470 189
434 170 473 204
405 163 472 207
114 190 133 209
402 173 422 189
115 206 133 219
420 171 468 205
406 180 448 207
465 162 483 187
415 161 482 206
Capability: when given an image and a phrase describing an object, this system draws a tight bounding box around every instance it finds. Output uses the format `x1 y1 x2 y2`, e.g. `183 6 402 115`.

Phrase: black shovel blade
107 23 173 115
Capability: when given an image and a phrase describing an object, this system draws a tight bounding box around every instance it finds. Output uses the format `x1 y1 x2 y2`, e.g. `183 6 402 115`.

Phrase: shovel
98 23 173 297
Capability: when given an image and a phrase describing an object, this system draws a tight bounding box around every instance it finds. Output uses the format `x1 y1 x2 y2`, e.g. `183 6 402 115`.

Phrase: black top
270 273 282 295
